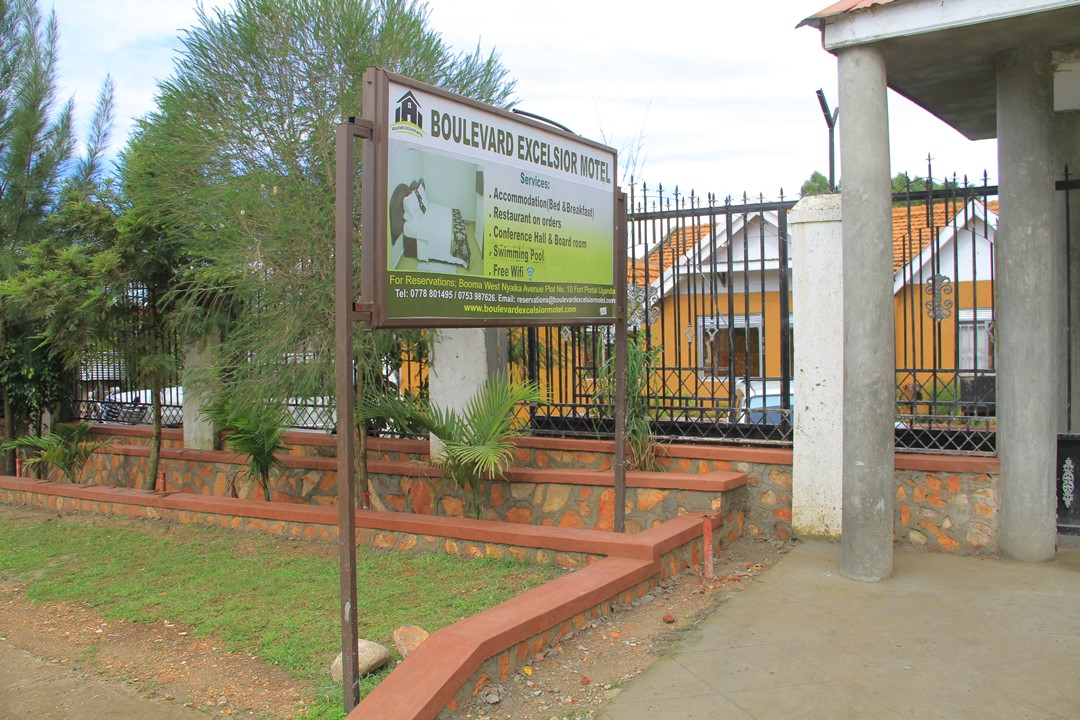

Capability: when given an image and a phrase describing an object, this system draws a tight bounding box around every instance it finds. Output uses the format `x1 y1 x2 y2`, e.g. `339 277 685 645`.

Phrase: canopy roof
800 0 1080 140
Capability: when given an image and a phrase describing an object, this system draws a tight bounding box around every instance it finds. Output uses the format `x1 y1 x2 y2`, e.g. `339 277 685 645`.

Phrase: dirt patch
0 581 313 718
445 536 790 720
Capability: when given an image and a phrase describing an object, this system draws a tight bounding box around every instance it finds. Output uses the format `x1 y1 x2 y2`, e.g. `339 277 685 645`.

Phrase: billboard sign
361 68 618 328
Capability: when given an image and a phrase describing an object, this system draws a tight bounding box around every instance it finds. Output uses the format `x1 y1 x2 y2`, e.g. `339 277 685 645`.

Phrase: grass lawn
0 506 561 718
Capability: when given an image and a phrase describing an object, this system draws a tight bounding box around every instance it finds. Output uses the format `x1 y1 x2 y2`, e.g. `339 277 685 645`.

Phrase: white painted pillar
997 47 1058 562
183 337 218 450
838 44 895 581
428 328 506 454
791 193 843 538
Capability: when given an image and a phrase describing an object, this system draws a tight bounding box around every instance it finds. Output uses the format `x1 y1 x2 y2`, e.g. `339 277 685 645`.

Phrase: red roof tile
891 200 997 271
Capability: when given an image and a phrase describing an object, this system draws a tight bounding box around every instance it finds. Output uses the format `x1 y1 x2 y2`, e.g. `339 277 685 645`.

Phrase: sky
51 0 998 201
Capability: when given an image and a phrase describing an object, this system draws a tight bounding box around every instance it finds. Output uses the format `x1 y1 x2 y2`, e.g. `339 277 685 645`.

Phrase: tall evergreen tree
0 0 75 473
126 0 516 423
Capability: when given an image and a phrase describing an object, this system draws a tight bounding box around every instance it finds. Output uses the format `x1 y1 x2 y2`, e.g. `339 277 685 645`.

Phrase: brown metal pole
334 120 360 711
614 192 628 533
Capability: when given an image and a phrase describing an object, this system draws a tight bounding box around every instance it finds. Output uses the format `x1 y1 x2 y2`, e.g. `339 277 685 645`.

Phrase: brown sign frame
359 67 621 329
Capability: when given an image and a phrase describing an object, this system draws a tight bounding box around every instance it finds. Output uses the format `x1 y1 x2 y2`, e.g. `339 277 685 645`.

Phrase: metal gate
1059 167 1079 534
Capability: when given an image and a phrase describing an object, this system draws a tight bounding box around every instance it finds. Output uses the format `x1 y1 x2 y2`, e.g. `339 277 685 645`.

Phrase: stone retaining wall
77 424 1000 552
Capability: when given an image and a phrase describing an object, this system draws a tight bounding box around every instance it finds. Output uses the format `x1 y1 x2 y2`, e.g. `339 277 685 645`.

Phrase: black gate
512 175 1004 453
1059 166 1079 534
510 185 798 445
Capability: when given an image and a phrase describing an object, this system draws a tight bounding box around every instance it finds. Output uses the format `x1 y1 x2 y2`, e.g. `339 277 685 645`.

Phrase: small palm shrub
594 333 661 471
402 375 540 519
206 401 288 501
1 421 113 484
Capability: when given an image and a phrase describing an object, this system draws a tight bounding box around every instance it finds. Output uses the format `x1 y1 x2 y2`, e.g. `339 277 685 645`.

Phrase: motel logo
391 91 424 138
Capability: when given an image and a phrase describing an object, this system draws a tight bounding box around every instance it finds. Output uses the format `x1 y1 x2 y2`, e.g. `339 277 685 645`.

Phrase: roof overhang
800 0 1080 140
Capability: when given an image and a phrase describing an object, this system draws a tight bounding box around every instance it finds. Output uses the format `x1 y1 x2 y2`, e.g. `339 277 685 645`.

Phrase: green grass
0 508 560 719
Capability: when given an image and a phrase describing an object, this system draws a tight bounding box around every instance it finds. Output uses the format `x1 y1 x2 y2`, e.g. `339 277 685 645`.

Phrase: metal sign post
614 192 628 533
335 117 374 712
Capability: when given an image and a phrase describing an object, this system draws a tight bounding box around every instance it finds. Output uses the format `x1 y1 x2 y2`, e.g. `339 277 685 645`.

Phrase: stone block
440 496 464 517
542 485 571 513
636 488 667 511
331 640 391 683
557 509 585 529
392 624 429 658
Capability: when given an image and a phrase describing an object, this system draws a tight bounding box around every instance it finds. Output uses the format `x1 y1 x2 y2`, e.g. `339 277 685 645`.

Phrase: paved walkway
599 539 1080 720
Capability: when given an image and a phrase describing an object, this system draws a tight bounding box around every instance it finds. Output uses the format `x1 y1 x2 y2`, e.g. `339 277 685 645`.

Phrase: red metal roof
799 0 904 28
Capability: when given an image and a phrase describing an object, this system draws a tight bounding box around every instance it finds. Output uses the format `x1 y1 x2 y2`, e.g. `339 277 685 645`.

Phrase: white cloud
51 0 233 158
48 0 997 194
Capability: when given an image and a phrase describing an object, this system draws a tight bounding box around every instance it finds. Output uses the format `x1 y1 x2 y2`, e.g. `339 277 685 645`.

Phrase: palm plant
207 401 288 501
403 375 540 519
1 421 112 484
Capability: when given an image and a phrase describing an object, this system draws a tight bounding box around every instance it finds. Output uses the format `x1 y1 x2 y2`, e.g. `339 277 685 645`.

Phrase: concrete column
838 44 894 581
428 328 507 454
997 47 1058 562
1053 110 1080 433
183 337 218 450
791 193 844 538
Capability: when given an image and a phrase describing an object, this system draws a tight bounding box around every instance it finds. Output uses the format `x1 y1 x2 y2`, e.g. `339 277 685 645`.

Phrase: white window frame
698 313 763 381
958 308 995 372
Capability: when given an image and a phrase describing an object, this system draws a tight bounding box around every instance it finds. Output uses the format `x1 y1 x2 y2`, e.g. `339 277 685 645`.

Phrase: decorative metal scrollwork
628 284 660 330
924 274 954 321
1063 457 1075 510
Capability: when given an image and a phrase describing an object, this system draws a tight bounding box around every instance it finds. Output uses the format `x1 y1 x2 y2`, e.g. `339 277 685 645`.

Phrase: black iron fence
513 184 798 445
74 334 428 435
74 285 185 426
514 174 1002 454
892 172 998 453
75 173 1015 455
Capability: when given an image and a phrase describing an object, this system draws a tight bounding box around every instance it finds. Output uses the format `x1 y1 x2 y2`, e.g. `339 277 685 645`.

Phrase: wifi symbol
527 266 534 281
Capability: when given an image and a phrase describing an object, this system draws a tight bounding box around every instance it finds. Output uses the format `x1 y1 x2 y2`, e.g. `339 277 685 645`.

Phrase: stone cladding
72 425 1001 553
894 469 999 553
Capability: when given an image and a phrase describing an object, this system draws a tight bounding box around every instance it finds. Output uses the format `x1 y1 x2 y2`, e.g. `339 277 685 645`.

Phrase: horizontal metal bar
630 199 797 222
341 118 375 140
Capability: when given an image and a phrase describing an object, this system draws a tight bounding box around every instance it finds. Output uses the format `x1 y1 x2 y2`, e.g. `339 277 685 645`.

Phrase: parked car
734 379 795 425
99 386 185 427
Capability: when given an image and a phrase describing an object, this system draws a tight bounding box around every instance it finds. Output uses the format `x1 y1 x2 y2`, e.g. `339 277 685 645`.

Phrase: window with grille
699 314 762 379
958 309 994 372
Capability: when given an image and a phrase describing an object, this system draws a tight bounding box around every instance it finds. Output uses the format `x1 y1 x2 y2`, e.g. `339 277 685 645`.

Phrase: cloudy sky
51 0 998 200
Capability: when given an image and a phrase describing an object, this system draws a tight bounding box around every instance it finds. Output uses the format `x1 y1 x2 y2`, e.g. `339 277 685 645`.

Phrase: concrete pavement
599 539 1080 720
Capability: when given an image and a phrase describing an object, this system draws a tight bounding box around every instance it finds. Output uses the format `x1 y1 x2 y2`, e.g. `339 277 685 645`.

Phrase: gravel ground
445 536 791 720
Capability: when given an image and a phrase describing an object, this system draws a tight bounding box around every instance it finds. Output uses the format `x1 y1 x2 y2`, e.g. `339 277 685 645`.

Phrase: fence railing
512 184 799 445
891 172 998 454
513 174 1001 454
75 173 1009 455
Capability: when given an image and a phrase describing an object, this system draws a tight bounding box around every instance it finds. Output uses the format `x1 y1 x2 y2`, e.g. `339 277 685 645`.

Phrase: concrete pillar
183 337 218 450
838 44 894 581
997 47 1058 562
428 328 507 454
1053 110 1080 433
791 193 844 538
